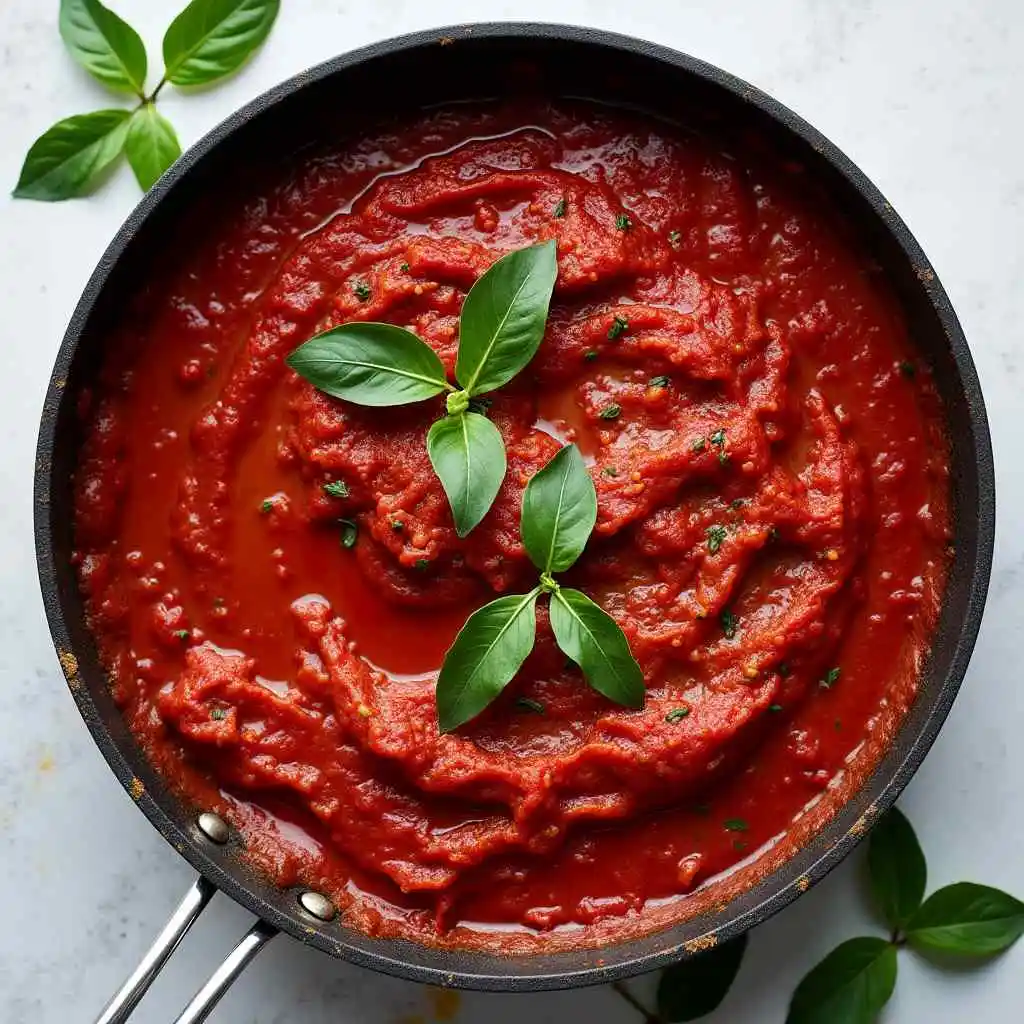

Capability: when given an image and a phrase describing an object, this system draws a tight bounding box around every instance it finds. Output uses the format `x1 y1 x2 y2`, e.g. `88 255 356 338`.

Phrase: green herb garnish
649 375 671 388
553 197 567 218
668 229 681 247
210 707 227 721
710 428 726 446
820 666 841 689
665 707 691 723
899 360 916 378
607 315 629 340
173 629 190 641
435 444 642 731
516 697 546 714
706 524 728 554
692 437 707 453
720 609 738 639
599 404 621 421
353 280 371 301
584 349 599 362
616 213 632 230
323 480 349 498
724 818 749 832
339 519 358 549
260 498 273 514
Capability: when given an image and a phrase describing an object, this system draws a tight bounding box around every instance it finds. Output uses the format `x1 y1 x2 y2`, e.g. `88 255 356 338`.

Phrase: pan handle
170 919 278 1024
94 875 216 1024
93 873 279 1024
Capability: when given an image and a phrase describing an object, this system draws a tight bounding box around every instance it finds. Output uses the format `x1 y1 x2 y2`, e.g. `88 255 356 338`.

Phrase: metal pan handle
93 873 279 1024
94 875 217 1024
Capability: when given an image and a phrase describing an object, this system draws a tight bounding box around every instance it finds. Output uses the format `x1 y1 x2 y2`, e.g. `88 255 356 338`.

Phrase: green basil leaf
521 443 596 573
287 323 448 407
162 0 281 87
427 412 507 537
787 937 897 1024
12 110 130 202
867 807 927 931
657 933 747 1022
906 883 1024 956
455 239 557 395
59 0 148 95
549 587 644 708
436 588 540 732
125 104 182 192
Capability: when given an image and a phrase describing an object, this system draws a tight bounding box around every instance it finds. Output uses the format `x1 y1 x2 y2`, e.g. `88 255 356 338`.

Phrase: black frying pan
33 23 994 1023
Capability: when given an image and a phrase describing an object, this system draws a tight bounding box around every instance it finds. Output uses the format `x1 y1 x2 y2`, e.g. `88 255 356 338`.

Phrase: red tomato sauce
73 102 951 951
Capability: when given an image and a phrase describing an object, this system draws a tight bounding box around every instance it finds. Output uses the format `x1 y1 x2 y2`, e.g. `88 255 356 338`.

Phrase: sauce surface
73 101 951 950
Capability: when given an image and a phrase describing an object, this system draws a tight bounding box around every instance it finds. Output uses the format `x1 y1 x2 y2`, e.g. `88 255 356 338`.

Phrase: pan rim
33 21 995 991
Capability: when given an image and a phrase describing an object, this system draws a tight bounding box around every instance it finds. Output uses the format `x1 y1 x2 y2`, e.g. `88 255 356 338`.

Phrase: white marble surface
0 1 1021 1021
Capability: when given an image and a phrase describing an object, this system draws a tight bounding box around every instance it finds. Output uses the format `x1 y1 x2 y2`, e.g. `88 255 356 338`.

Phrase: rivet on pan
299 891 337 922
197 811 230 844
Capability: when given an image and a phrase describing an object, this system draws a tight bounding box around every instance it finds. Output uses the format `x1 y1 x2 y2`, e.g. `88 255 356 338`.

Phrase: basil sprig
288 241 558 536
435 443 643 732
14 0 281 201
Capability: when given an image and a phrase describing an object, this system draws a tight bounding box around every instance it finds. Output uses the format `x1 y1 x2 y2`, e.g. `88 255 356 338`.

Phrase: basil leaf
125 104 182 192
657 933 747 1022
287 323 448 407
787 937 897 1024
427 412 507 537
455 239 557 395
521 444 596 574
162 0 281 87
906 883 1024 956
13 110 130 202
59 0 148 95
549 587 644 708
867 807 926 931
436 588 540 732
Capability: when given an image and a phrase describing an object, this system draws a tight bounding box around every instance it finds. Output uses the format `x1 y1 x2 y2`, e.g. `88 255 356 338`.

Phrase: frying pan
34 23 994 1024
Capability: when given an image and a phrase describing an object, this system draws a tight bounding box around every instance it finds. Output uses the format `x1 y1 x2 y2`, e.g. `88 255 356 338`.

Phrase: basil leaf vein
549 587 644 708
162 0 281 87
906 883 1024 956
125 103 182 192
521 443 596 573
427 411 507 537
455 240 557 395
435 588 540 732
13 109 131 202
287 322 449 406
867 807 927 931
786 937 897 1024
657 933 748 1022
59 0 148 95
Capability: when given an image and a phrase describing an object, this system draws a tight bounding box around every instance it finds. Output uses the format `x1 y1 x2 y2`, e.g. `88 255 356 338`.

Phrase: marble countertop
1 1 1021 1021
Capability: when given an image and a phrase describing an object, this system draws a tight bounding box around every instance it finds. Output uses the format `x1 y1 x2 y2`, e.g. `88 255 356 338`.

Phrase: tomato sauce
73 101 951 951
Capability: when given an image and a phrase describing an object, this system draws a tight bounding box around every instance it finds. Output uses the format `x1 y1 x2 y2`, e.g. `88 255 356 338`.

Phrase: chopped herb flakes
615 213 632 231
668 229 681 246
353 280 371 300
390 520 404 532
778 662 791 678
720 609 738 639
733 838 749 852
599 403 622 421
174 629 190 641
692 437 707 453
339 519 358 549
602 466 619 477
584 349 599 362
666 707 691 723
899 360 916 378
706 524 728 554
724 818 749 832
769 704 783 713
649 375 671 388
210 707 227 721
767 525 781 543
400 262 410 272
710 428 726 446
516 697 546 714
820 666 841 689
729 498 746 510
415 558 429 571
717 449 731 467
607 315 629 340
323 480 349 498
260 498 273 514
553 198 567 218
